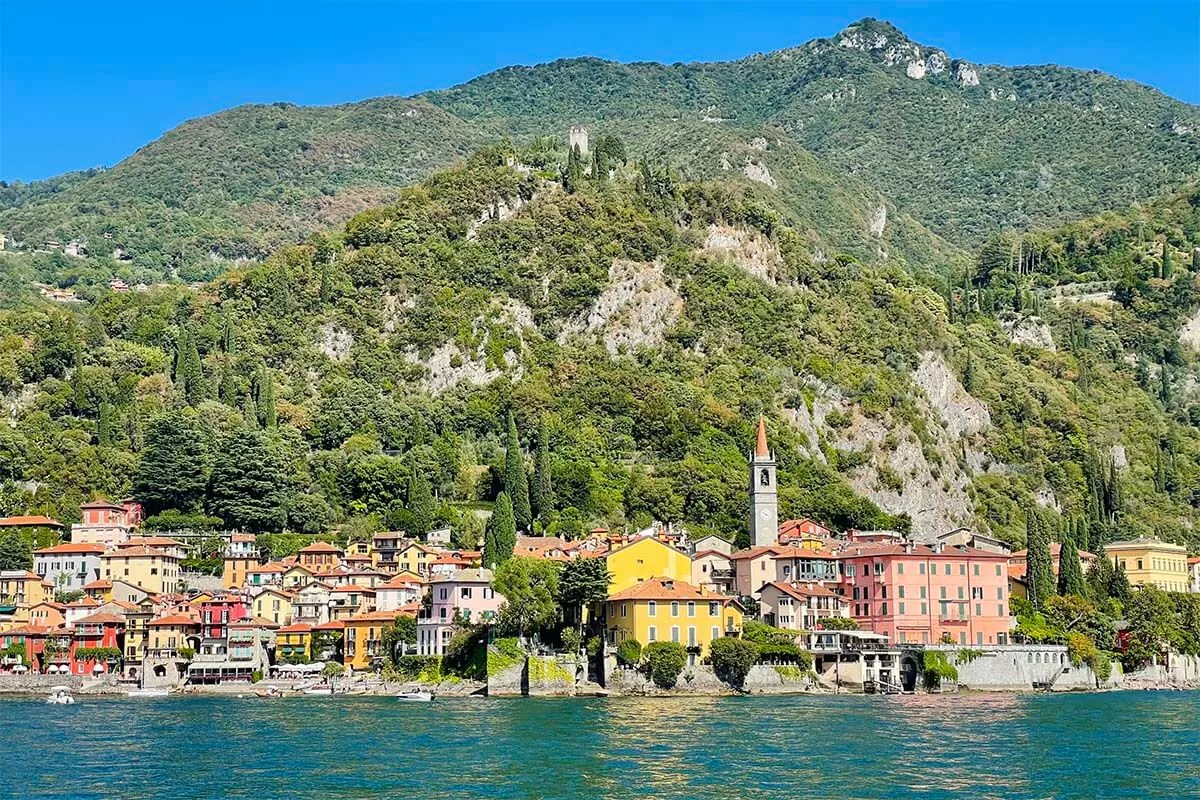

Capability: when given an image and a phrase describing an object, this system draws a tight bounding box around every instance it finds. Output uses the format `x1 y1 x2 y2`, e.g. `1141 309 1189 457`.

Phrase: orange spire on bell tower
755 416 769 458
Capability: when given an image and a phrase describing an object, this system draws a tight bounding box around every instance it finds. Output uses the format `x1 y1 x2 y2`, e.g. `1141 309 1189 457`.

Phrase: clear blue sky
2 0 1198 181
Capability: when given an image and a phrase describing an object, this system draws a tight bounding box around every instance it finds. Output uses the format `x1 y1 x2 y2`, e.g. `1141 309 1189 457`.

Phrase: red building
69 612 125 676
199 593 249 640
837 541 1013 646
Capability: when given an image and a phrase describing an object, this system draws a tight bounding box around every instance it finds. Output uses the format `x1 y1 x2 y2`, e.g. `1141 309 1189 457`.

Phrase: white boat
126 688 170 698
302 686 334 695
46 686 75 705
396 689 433 702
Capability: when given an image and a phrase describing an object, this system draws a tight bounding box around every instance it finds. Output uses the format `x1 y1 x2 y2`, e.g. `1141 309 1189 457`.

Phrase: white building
33 543 104 592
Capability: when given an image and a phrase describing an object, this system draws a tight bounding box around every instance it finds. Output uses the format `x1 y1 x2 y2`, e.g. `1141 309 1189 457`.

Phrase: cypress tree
1161 246 1172 280
97 402 115 447
485 491 516 566
176 329 205 406
407 468 436 536
1026 509 1055 609
218 358 237 406
564 144 584 193
1057 538 1086 597
256 366 277 428
505 412 532 531
531 420 553 521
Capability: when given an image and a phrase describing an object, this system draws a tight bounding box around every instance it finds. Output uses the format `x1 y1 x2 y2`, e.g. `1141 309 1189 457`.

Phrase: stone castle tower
568 125 589 154
749 417 778 547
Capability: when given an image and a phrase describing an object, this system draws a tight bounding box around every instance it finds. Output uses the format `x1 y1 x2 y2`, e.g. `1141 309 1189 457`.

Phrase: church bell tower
749 417 778 547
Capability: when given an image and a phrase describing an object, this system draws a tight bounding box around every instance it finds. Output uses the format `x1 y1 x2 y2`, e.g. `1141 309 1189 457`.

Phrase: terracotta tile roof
80 498 125 511
248 564 285 574
381 574 424 587
691 549 733 561
5 623 52 635
82 579 112 590
763 581 844 601
397 602 420 616
607 577 733 603
277 622 312 633
347 610 403 623
231 533 257 543
230 616 279 629
73 612 126 626
330 584 375 594
101 546 174 558
148 614 199 627
34 542 103 555
312 620 345 631
0 570 43 580
299 541 343 554
1011 543 1096 560
66 597 100 608
0 515 64 528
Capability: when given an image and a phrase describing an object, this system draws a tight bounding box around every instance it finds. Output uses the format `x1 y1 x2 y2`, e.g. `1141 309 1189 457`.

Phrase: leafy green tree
207 429 290 531
1057 538 1086 597
134 411 209 514
616 638 642 667
382 614 418 663
1124 586 1177 668
493 557 562 637
485 492 517 566
642 641 687 689
0 529 32 570
531 420 553 521
504 413 531 531
558 556 612 634
709 636 760 688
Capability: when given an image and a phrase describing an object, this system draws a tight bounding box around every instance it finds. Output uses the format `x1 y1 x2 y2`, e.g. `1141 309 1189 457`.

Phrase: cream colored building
100 546 183 595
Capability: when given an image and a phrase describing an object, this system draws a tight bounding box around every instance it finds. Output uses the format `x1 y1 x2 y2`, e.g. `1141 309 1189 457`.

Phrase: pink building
417 568 504 656
69 611 125 676
199 593 249 641
71 498 134 546
838 542 1012 646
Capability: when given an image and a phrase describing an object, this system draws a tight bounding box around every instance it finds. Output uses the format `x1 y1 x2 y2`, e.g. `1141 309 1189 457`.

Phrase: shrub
560 628 582 654
616 638 643 667
921 650 958 690
642 641 687 689
251 670 263 683
395 655 441 679
709 637 759 688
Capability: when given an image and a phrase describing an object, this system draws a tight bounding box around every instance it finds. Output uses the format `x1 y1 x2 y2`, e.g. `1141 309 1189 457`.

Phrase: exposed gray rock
700 224 783 284
913 351 990 439
558 259 683 355
316 322 354 362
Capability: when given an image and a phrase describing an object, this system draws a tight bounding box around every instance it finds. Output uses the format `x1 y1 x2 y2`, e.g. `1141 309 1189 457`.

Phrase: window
621 603 628 618
973 563 980 576
996 587 1004 600
971 587 983 600
647 626 656 642
648 601 656 617
1137 560 1143 570
853 587 860 600
957 587 964 600
863 587 869 600
439 588 448 600
671 627 680 643
711 627 720 641
897 563 904 575
918 562 925 575
919 586 926 599
998 605 1005 617
898 602 906 615
881 586 887 599
920 603 927 615
688 627 697 646
461 587 472 599
898 586 905 599
760 468 770 486
940 586 947 600
709 602 719 616
944 564 951 576
874 562 883 575
880 603 888 615
687 602 696 617
995 564 1002 576
671 602 680 617
975 603 982 617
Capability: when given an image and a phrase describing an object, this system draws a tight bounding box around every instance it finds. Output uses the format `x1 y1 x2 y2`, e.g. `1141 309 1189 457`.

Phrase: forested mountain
1 143 1198 556
2 18 1196 284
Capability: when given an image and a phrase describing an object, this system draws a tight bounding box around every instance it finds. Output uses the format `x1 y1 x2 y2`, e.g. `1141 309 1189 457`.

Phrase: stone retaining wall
0 674 120 694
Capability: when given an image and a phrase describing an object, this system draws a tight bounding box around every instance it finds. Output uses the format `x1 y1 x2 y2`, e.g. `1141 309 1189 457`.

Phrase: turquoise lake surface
3 691 1198 799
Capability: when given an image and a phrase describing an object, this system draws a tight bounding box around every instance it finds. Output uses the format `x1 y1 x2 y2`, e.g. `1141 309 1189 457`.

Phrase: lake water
4 691 1198 799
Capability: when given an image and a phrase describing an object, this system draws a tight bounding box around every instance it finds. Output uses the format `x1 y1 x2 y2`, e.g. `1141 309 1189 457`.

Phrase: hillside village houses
1 417 1198 691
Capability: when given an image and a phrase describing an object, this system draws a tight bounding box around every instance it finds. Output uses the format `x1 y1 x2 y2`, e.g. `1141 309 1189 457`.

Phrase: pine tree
531 420 553 521
505 412 531 531
242 392 259 430
407 468 436 536
1026 509 1055 609
962 349 977 392
592 149 607 182
485 491 516 566
1057 538 1086 597
207 429 289 532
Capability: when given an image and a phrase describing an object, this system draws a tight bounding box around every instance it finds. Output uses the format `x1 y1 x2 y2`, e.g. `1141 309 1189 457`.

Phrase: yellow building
0 570 54 618
605 577 743 665
146 614 200 655
396 543 439 577
282 564 314 589
1105 538 1191 592
121 598 156 662
343 609 402 671
276 622 313 662
252 588 294 626
605 537 693 594
100 546 182 595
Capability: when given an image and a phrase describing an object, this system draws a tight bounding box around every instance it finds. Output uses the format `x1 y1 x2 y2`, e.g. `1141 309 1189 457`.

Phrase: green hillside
1 152 1197 556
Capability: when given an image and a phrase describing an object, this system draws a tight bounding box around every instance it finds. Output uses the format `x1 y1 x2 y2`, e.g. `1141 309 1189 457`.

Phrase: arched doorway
153 665 167 678
900 655 919 692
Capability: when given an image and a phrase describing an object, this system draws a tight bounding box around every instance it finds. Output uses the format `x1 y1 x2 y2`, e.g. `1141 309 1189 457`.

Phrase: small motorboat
126 688 170 698
254 685 285 698
46 686 75 705
302 686 334 695
396 689 434 702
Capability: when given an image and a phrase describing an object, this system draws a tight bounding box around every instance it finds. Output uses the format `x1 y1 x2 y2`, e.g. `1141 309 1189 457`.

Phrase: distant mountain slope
428 19 1200 245
2 17 1196 281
